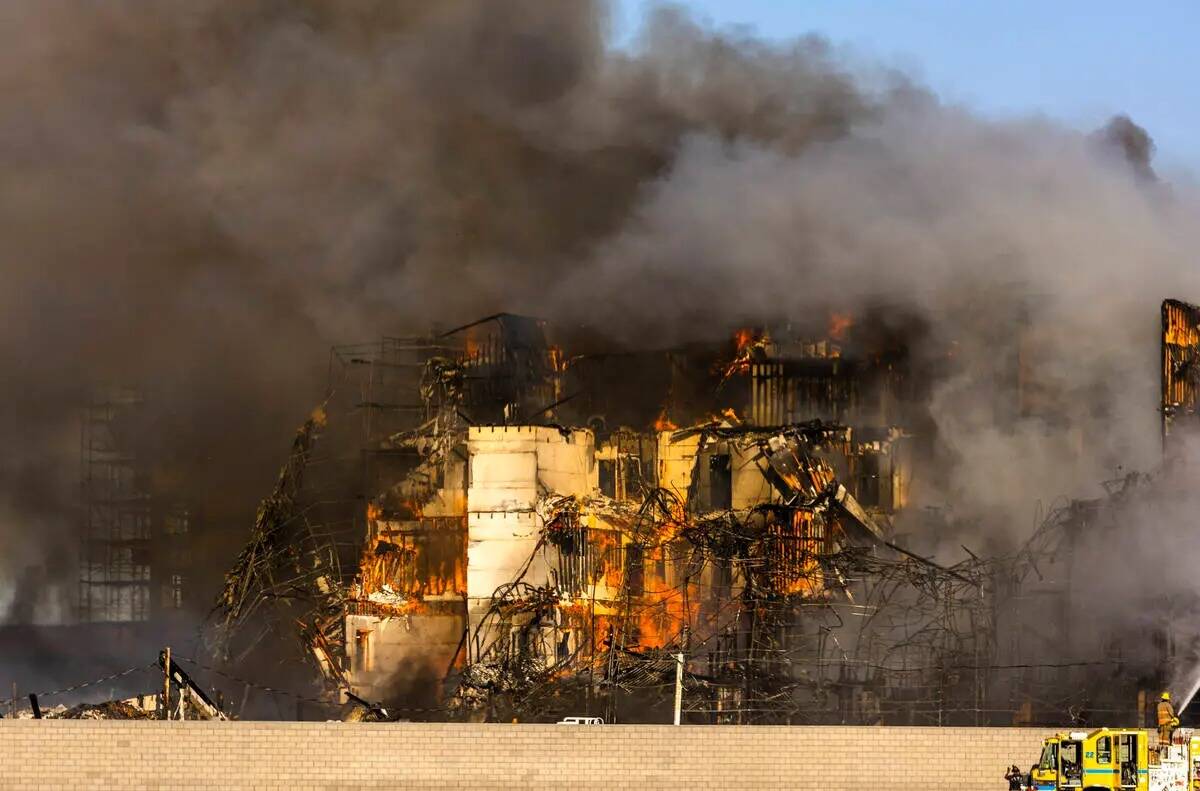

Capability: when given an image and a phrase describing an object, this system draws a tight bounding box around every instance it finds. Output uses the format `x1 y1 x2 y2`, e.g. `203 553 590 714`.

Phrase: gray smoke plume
1 0 1198 636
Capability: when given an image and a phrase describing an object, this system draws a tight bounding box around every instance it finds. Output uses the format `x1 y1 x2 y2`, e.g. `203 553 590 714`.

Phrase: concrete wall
466 426 595 600
0 721 1057 790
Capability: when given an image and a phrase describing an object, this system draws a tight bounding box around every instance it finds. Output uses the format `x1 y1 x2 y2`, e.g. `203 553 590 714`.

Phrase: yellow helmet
1162 691 1172 701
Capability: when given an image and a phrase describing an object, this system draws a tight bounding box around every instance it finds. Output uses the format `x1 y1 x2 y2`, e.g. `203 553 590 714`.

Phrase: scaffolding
328 335 456 441
79 386 152 623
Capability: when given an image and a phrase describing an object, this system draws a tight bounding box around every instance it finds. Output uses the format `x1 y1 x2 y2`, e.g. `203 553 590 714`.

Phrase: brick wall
0 722 1057 790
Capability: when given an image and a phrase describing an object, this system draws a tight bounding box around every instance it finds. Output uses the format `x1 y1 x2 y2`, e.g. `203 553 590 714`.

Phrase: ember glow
828 312 853 342
733 328 758 355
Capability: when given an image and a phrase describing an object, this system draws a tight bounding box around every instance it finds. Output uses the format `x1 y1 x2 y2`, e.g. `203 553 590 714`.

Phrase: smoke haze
1 0 1198 628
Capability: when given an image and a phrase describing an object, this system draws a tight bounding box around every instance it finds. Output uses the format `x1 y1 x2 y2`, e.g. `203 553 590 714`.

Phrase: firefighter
1004 764 1024 790
1158 690 1180 743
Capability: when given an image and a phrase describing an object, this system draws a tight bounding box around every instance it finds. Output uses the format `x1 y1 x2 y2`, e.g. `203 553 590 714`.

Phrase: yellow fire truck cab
1029 727 1200 791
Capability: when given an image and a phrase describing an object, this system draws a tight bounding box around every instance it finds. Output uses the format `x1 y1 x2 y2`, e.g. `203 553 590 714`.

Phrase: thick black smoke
1 0 1197 632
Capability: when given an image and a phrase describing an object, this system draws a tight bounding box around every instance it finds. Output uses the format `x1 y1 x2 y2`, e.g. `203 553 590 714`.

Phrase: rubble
10 652 230 722
57 701 153 720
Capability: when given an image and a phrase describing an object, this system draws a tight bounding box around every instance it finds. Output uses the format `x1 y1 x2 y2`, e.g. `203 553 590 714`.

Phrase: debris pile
58 701 153 721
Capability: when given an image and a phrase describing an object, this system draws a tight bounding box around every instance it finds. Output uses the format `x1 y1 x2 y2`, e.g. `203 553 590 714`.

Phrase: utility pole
673 652 685 726
162 647 171 721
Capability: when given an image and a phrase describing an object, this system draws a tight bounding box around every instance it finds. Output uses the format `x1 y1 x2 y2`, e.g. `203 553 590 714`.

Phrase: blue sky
613 1 1200 171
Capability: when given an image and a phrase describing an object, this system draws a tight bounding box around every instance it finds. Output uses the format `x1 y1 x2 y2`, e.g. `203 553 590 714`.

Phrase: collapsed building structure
211 302 1200 726
214 311 986 724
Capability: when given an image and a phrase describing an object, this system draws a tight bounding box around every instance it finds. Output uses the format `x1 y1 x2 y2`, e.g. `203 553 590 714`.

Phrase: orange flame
1165 306 1199 347
356 512 467 603
654 409 677 432
721 328 765 381
775 510 827 598
828 312 853 341
634 549 702 648
592 531 624 589
733 327 756 354
464 335 480 360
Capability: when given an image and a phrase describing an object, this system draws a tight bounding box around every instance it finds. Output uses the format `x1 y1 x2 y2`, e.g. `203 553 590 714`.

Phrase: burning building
3 0 1199 731
214 311 1019 724
208 298 1200 727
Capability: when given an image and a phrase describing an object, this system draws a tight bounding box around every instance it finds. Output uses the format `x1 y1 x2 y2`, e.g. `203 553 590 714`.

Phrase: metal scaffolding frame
78 386 153 623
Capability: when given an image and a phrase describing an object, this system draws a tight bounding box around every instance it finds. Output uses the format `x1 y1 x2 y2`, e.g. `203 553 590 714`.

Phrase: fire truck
1028 728 1200 790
